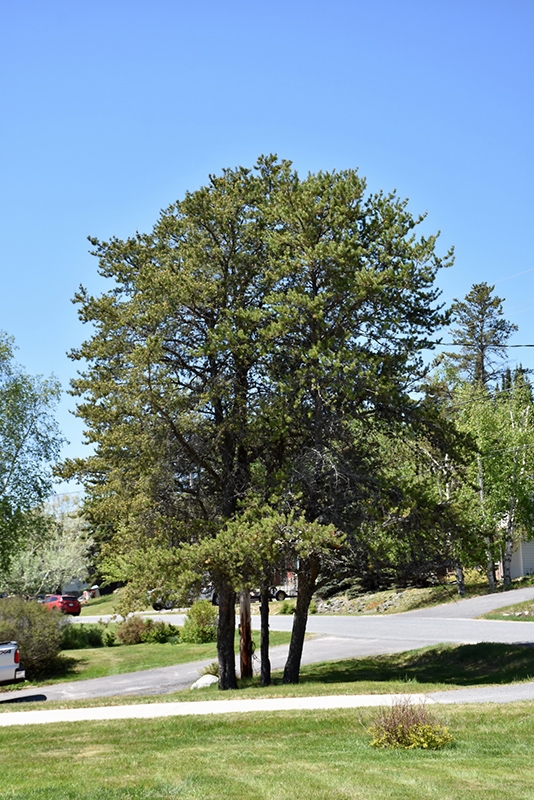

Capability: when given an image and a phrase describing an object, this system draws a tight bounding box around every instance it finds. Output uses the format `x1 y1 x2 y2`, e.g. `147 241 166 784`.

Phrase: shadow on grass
297 642 534 688
25 654 82 685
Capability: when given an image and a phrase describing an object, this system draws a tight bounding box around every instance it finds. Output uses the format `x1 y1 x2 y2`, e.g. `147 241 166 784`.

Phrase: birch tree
0 331 62 570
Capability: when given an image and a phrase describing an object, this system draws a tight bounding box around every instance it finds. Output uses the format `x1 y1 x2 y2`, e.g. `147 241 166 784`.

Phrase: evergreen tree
64 156 454 687
447 282 517 386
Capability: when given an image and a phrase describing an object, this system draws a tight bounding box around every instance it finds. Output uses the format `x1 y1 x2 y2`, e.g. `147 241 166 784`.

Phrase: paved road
2 586 534 706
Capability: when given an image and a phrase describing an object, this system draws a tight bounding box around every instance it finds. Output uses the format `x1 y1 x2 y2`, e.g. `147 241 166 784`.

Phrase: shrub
201 661 219 677
61 623 105 649
116 616 148 645
278 599 295 615
115 616 180 645
0 596 63 677
369 698 453 750
103 629 116 647
309 600 317 615
141 619 180 644
181 600 218 643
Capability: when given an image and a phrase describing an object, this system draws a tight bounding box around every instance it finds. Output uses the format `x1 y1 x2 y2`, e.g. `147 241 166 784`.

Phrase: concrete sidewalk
2 680 534 727
0 693 432 727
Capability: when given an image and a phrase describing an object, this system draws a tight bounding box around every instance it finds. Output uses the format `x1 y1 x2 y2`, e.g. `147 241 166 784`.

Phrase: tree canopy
0 331 63 571
65 155 455 687
0 494 93 595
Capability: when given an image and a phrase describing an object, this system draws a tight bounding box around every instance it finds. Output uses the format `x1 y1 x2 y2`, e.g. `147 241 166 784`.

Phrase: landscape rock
190 674 219 690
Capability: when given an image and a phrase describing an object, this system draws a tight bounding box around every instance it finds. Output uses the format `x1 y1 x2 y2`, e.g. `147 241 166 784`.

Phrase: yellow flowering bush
369 699 453 750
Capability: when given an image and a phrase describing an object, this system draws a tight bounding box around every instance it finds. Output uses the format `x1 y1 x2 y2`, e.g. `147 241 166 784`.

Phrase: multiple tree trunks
65 156 465 689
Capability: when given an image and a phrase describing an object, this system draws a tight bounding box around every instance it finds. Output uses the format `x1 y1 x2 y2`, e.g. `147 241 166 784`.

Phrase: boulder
190 674 219 690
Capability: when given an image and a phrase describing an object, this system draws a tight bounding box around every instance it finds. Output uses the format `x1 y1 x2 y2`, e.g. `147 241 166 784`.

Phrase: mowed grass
79 594 130 616
298 641 534 689
1 703 534 799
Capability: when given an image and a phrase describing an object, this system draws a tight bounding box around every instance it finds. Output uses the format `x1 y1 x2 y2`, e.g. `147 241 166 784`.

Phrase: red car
44 595 81 616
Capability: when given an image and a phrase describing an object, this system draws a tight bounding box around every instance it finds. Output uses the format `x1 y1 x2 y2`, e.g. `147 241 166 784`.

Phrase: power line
443 385 518 413
434 343 534 348
481 442 534 458
495 267 534 285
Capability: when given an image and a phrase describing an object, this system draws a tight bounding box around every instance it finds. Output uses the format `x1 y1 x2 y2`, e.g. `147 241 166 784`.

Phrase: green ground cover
298 641 534 689
0 703 533 799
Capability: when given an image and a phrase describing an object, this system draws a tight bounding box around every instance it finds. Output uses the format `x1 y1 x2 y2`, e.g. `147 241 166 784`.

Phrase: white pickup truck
0 642 25 684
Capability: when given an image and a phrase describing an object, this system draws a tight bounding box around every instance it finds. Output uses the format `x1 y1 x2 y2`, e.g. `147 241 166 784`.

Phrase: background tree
0 331 63 570
439 283 524 589
0 494 93 595
447 283 517 386
452 373 534 589
65 156 454 687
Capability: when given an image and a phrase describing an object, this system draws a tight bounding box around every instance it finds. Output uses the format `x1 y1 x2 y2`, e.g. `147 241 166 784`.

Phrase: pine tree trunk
260 589 271 687
217 582 237 690
239 590 253 679
283 559 318 684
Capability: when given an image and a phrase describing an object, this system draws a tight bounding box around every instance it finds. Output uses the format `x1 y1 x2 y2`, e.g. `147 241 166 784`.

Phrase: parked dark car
43 595 81 616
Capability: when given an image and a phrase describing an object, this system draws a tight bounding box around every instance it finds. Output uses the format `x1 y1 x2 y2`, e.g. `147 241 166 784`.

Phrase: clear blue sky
1 0 533 491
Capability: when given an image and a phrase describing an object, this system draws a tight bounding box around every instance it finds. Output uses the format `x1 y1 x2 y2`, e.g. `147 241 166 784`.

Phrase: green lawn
79 593 151 617
0 703 534 799
1 643 534 798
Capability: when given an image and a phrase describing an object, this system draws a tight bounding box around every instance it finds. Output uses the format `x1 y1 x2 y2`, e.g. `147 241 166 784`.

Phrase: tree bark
478 455 496 592
283 558 318 684
259 588 271 687
239 590 253 679
503 500 517 589
455 562 466 597
486 538 496 591
217 582 237 690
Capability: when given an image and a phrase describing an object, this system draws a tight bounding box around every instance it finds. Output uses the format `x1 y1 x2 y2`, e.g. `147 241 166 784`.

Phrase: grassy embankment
80 572 534 618
483 598 534 621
